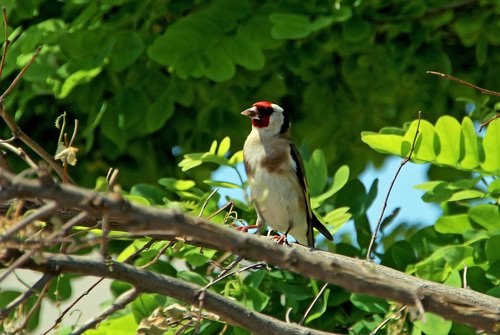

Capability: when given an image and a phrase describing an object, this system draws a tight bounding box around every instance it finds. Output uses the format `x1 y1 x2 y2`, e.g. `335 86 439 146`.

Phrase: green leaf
217 137 231 157
131 294 158 323
414 313 452 335
177 270 209 286
485 234 500 264
409 120 436 162
435 214 473 234
435 116 461 166
91 313 137 335
469 204 500 231
350 293 389 314
243 286 270 312
447 189 484 202
331 6 352 22
269 13 312 40
109 31 144 71
146 94 175 133
415 246 474 281
305 149 328 196
146 0 251 80
460 117 480 170
201 46 236 82
487 178 500 197
57 66 103 99
343 15 371 43
312 165 350 207
158 178 196 191
305 289 330 323
203 180 241 188
130 184 168 204
184 248 217 267
361 132 408 156
481 118 500 175
322 207 351 232
123 194 150 206
117 239 151 262
47 275 72 301
224 33 265 71
443 270 462 288
228 150 244 165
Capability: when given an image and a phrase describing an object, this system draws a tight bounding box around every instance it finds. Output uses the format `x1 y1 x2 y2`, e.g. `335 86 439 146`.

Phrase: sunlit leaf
435 214 473 234
312 165 350 207
481 119 500 175
435 116 461 166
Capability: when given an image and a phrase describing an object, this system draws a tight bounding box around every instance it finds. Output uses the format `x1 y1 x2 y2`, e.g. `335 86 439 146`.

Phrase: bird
241 101 333 247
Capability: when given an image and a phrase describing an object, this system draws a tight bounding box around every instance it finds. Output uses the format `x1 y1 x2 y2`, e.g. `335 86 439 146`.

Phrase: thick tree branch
0 169 499 332
22 253 333 335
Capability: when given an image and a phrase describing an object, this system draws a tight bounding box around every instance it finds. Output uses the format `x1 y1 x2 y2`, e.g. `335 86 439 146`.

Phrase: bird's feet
272 234 290 246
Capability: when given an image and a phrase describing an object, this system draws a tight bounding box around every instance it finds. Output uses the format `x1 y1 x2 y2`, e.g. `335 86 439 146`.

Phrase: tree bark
1 169 499 333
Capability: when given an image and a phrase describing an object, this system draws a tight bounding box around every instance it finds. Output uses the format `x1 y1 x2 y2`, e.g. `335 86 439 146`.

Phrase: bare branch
71 288 140 335
0 6 9 80
0 46 41 101
0 141 38 170
0 273 53 319
0 104 73 182
0 201 57 242
25 253 336 335
0 169 499 332
427 71 500 97
480 114 500 131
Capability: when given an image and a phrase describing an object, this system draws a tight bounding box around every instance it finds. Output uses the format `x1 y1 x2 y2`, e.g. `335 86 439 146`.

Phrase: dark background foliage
1 0 498 187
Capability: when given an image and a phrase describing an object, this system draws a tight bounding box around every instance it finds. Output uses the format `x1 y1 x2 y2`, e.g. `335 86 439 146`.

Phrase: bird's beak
241 107 259 120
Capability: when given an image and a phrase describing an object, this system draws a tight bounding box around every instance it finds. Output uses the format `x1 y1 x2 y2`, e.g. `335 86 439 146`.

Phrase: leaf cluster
0 0 499 186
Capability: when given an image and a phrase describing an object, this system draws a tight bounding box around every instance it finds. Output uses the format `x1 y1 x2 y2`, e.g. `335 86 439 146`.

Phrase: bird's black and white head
241 101 290 137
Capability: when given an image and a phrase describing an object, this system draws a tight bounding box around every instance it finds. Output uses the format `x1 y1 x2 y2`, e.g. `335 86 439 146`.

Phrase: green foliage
1 0 499 187
362 117 500 175
363 113 500 333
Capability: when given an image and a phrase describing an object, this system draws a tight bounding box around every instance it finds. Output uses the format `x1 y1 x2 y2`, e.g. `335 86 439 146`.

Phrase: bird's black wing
289 144 333 246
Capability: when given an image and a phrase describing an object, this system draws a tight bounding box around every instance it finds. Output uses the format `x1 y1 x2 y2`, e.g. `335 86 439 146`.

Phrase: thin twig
70 288 139 335
463 264 468 289
0 136 15 143
0 46 42 101
199 188 219 217
427 71 500 97
366 111 422 260
0 6 9 80
43 278 105 335
0 273 53 319
43 237 157 334
0 201 57 242
139 240 175 269
479 114 500 131
195 259 265 334
299 283 329 325
369 305 407 335
0 104 73 182
0 210 89 283
0 141 38 170
11 275 51 333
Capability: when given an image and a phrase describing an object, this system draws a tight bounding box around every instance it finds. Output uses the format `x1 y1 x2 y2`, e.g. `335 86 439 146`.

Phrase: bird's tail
312 214 333 241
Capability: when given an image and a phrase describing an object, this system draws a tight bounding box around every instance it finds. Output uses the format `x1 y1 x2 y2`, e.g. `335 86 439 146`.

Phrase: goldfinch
241 101 333 247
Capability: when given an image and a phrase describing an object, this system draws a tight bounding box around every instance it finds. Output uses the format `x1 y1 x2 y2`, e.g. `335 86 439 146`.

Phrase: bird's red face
241 101 275 128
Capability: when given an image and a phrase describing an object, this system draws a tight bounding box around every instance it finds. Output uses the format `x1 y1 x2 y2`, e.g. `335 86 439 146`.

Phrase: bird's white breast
243 130 308 243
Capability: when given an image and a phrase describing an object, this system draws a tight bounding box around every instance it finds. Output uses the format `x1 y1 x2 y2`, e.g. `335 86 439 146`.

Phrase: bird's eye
258 107 274 116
